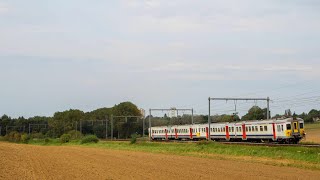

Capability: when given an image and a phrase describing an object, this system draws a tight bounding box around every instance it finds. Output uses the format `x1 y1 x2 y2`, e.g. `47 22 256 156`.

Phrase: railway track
220 142 320 148
152 140 320 147
100 139 320 147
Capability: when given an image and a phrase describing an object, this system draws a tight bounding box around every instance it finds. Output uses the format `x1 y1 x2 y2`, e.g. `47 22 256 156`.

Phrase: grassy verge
23 139 320 170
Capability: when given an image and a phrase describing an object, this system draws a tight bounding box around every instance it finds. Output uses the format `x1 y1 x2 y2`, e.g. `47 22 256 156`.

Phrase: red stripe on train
226 125 230 140
242 124 246 140
190 128 193 139
206 127 209 139
175 128 178 139
272 123 276 140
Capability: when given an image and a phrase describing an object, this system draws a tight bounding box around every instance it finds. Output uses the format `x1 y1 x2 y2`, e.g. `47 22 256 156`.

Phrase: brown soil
0 142 319 180
302 128 320 143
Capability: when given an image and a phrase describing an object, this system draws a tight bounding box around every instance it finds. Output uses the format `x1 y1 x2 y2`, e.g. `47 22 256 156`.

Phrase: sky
0 0 320 118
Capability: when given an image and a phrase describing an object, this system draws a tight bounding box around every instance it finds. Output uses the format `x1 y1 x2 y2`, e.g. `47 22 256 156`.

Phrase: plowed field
0 142 319 180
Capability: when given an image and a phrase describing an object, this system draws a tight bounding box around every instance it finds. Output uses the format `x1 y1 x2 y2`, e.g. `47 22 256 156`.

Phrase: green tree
241 106 267 120
49 109 84 137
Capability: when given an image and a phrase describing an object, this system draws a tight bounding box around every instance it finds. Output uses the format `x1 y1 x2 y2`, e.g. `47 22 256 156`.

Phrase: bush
44 138 50 143
31 132 44 139
60 134 71 143
67 130 83 140
6 131 21 142
21 134 30 144
130 134 141 144
0 136 5 141
80 135 99 144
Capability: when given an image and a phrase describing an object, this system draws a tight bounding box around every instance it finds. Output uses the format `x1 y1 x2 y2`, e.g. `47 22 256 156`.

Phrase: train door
293 121 299 133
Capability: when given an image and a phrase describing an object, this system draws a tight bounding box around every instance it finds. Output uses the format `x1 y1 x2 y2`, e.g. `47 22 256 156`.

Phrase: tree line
0 102 142 138
1 103 319 138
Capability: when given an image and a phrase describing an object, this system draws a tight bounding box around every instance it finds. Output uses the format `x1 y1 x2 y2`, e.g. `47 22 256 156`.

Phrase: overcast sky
0 0 320 118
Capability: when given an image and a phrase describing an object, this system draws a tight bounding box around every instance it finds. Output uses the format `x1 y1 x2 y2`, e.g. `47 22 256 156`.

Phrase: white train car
149 118 305 143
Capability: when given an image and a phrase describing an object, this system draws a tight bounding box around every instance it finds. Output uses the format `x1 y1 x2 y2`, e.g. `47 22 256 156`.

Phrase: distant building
169 107 177 118
140 108 146 118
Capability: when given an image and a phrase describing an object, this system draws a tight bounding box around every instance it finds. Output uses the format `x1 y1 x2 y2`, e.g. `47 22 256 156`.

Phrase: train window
236 127 238 132
281 125 284 131
286 124 291 130
252 126 254 132
249 126 251 132
277 125 280 132
218 128 220 132
213 128 215 132
294 123 297 129
239 127 242 132
229 127 231 132
246 127 248 132
232 127 234 132
255 126 258 132
300 123 304 129
264 126 268 131
260 126 263 131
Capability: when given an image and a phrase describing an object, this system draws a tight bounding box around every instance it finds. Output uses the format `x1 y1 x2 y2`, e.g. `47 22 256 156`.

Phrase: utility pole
143 117 145 137
192 108 194 124
208 98 211 140
267 97 270 119
105 116 108 139
149 109 151 140
111 115 113 140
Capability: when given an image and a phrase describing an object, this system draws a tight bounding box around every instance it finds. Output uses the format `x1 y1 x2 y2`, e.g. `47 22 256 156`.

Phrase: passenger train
149 118 305 144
